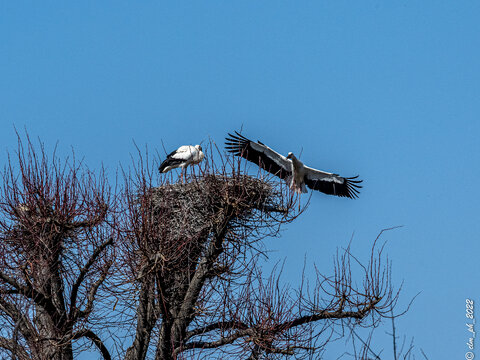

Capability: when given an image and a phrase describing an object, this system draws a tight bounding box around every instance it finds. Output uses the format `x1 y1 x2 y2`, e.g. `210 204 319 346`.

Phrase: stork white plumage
159 145 204 182
225 132 362 199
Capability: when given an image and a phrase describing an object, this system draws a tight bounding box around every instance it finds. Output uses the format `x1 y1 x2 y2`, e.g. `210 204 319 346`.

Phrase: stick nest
135 173 285 276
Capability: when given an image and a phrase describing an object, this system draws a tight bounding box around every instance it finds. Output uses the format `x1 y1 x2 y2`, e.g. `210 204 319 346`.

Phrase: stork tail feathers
159 158 183 173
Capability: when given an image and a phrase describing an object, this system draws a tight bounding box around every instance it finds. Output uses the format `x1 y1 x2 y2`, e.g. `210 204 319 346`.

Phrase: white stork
225 132 362 198
159 145 204 182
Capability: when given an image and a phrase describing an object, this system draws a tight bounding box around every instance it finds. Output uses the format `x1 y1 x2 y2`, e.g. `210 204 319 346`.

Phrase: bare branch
76 260 112 319
179 328 255 353
180 299 381 356
186 320 249 339
0 336 29 360
0 298 36 344
73 330 111 360
0 271 43 304
69 237 114 319
0 271 60 323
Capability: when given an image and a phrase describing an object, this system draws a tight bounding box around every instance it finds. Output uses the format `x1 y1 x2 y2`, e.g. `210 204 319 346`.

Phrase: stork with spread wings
225 131 362 199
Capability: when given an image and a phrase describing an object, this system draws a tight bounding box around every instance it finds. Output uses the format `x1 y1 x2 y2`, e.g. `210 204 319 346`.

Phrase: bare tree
0 137 402 360
0 135 116 360
115 146 400 360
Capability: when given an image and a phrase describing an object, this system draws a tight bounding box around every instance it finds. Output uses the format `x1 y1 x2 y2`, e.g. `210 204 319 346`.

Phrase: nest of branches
132 172 293 280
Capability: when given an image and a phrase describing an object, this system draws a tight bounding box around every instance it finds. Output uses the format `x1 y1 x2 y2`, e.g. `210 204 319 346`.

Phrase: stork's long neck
289 154 304 172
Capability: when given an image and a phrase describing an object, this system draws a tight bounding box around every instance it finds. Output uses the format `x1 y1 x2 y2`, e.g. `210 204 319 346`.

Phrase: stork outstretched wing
303 166 362 199
225 131 292 179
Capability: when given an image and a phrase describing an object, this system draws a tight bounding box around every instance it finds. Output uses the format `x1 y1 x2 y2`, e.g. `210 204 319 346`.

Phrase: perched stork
225 132 362 198
159 145 204 182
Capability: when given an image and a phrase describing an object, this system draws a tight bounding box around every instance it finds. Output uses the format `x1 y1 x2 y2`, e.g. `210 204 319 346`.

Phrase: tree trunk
125 277 157 360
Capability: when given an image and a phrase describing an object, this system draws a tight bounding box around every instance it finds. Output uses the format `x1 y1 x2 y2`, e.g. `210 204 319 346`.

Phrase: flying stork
225 132 362 199
159 144 204 182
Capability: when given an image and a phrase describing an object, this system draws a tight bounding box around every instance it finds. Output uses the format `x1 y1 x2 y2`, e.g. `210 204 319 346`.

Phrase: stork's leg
295 189 301 211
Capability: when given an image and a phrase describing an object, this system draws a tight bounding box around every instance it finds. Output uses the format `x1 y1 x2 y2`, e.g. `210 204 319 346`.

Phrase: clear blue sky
1 2 479 359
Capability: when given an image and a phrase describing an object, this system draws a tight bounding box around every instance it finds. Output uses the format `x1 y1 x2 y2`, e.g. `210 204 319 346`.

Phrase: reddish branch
73 330 111 360
177 294 382 355
69 237 114 320
0 336 29 359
